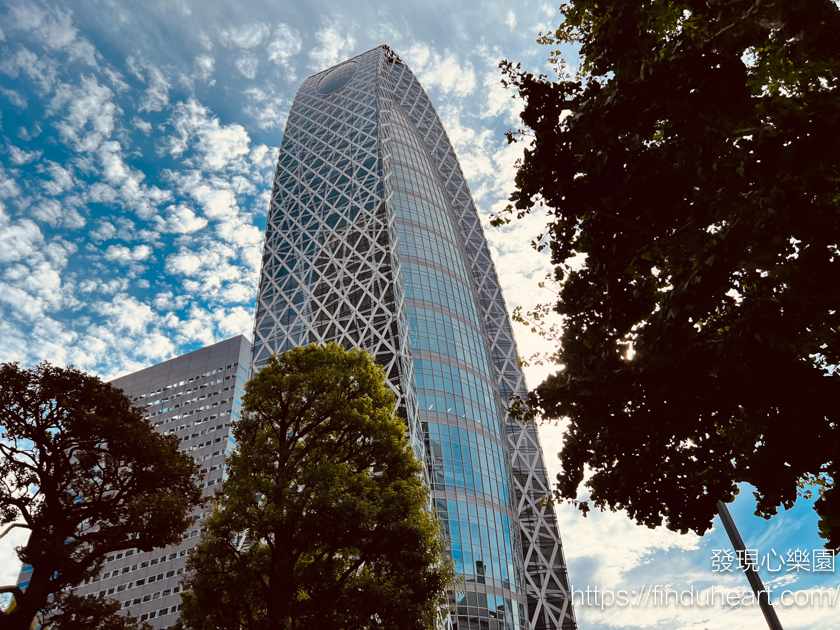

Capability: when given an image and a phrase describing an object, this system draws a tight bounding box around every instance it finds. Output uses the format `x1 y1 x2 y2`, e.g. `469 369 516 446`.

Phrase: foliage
175 343 456 630
0 362 202 630
497 0 840 547
41 593 152 630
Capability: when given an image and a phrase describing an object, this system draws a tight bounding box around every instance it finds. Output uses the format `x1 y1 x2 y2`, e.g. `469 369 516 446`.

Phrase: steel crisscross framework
252 46 575 630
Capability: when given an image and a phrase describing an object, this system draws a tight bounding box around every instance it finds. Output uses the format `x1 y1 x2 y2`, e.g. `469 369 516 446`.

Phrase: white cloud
2 88 28 108
267 24 302 80
165 251 202 275
0 229 78 333
7 3 97 66
250 144 271 168
0 206 43 263
0 45 58 94
194 54 215 81
154 204 208 234
89 220 117 242
50 76 117 152
94 141 172 219
97 142 131 185
40 160 75 195
165 98 251 171
137 333 175 361
8 145 41 165
103 244 153 264
78 279 98 293
308 22 356 70
437 105 497 181
17 122 42 142
30 198 86 229
216 306 252 337
152 290 190 311
85 183 116 206
157 171 262 305
218 22 270 49
93 293 155 335
163 237 259 306
141 65 171 112
97 278 130 295
234 52 259 79
102 67 129 93
197 31 212 51
0 166 22 199
404 44 476 98
506 10 517 28
132 117 152 134
127 56 171 112
478 49 524 122
243 85 289 130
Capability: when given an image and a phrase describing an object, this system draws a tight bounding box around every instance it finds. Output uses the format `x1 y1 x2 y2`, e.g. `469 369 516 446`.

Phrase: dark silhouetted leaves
499 0 840 547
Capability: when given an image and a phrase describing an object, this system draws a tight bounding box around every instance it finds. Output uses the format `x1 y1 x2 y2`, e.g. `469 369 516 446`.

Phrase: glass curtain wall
386 101 527 628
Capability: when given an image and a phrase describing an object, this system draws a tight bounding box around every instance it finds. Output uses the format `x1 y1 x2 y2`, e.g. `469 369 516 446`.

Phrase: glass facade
252 46 575 629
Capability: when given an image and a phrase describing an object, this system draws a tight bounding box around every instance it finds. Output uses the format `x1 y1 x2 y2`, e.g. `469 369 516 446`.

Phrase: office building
251 46 575 629
67 335 251 629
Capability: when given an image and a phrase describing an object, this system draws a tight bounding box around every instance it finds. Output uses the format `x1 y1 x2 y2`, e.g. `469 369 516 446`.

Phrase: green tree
497 0 840 546
174 344 455 630
0 362 202 630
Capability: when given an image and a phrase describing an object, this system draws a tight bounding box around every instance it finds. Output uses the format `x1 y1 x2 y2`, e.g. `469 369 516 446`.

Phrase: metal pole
716 501 784 630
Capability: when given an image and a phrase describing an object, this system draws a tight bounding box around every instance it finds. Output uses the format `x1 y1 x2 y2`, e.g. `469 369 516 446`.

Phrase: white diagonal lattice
252 46 575 630
251 50 424 461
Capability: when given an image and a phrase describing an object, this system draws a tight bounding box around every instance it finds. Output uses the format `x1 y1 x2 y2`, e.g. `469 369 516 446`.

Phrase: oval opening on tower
317 61 358 95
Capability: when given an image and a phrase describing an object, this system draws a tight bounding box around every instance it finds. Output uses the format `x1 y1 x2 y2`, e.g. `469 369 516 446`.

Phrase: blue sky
0 1 837 628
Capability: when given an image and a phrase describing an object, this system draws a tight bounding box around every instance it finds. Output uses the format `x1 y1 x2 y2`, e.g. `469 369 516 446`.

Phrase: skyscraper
68 336 251 629
251 46 575 629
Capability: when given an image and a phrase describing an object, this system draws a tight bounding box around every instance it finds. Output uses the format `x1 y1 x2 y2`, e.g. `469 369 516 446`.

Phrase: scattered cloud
308 21 356 70
404 44 476 97
154 204 208 234
234 52 259 79
194 54 215 81
267 24 302 80
0 206 44 264
132 116 153 134
89 220 117 242
127 56 171 112
0 45 59 93
2 87 28 108
165 98 251 171
243 85 289 130
40 160 75 195
95 141 172 219
30 198 85 228
93 293 155 335
505 10 517 29
218 22 270 49
103 244 153 264
50 75 117 152
140 65 171 112
8 145 41 165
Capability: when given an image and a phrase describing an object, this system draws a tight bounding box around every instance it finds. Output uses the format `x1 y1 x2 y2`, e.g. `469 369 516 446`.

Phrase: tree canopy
0 362 202 630
497 0 840 546
174 343 455 630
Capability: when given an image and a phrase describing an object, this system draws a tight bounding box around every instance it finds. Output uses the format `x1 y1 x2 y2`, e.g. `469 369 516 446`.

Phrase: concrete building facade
67 335 251 629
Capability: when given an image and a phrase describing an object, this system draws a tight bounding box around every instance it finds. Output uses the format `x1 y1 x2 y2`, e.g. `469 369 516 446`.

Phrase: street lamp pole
716 501 784 630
